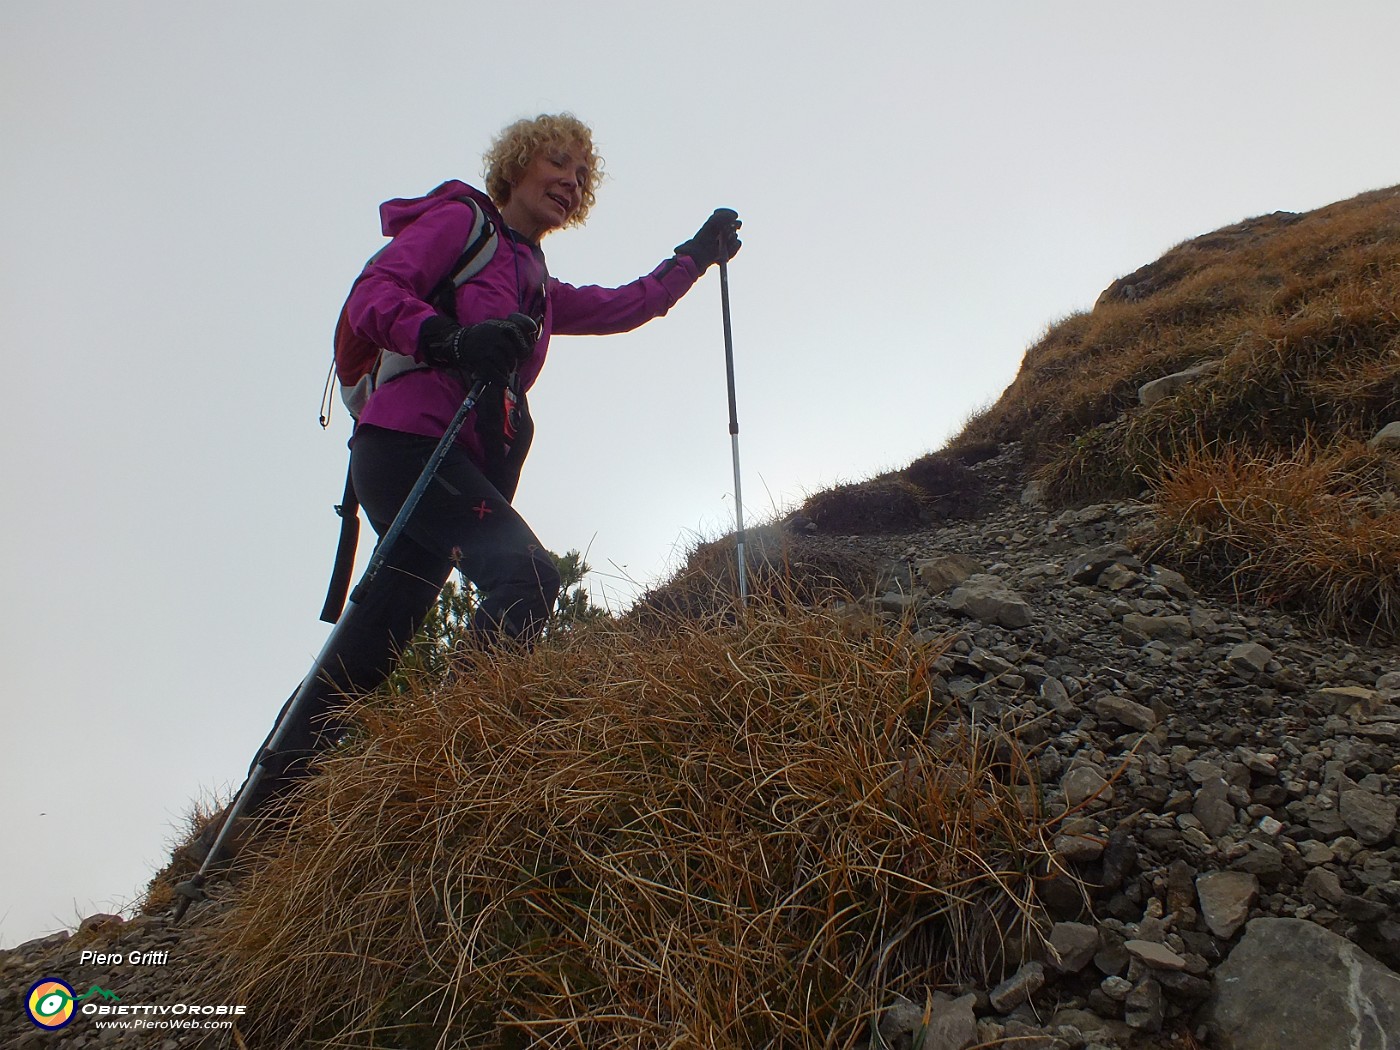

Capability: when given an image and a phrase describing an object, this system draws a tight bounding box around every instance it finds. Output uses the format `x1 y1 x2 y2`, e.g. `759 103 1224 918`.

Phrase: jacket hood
378 180 498 237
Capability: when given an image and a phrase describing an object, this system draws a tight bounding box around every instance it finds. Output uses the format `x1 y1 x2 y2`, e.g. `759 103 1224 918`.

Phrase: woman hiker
240 113 742 813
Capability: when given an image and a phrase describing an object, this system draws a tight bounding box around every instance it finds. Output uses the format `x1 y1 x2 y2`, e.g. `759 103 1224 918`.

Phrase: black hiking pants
251 423 561 793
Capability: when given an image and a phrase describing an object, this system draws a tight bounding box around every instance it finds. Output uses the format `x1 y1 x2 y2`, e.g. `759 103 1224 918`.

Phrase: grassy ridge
955 189 1400 488
948 186 1400 637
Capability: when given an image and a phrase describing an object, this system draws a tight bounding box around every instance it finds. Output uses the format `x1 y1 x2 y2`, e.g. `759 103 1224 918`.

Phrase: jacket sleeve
550 255 703 336
344 202 480 358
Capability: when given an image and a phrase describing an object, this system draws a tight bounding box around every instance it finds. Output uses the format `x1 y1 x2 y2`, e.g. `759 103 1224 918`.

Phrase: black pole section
348 377 488 606
718 257 748 604
720 259 739 435
171 377 489 921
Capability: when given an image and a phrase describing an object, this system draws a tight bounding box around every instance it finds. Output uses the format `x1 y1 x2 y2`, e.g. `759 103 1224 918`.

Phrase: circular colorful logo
26 978 76 1029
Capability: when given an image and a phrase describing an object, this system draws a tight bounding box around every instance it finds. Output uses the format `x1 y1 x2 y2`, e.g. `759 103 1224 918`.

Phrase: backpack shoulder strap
427 196 499 317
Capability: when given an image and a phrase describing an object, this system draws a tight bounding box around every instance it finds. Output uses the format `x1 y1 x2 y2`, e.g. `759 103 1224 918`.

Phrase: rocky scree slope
784 440 1400 1050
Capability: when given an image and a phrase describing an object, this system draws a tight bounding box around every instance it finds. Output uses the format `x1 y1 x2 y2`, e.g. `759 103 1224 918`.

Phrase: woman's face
502 144 589 238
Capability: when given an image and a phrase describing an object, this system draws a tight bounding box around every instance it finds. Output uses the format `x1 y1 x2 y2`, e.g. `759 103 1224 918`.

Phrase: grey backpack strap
432 196 499 312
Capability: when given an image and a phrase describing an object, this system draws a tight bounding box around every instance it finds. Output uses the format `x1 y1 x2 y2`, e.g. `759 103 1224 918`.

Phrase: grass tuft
800 478 928 536
637 525 880 623
902 453 985 520
142 790 230 915
194 599 1054 1049
1140 439 1400 640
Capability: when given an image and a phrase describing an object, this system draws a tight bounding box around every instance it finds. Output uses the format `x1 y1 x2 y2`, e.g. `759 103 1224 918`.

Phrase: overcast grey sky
5 0 1400 948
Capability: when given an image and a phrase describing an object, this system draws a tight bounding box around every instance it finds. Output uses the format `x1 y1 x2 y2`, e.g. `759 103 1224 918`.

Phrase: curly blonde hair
482 113 604 228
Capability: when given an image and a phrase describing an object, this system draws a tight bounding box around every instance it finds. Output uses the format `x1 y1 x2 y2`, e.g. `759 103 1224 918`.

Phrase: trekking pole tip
170 874 208 924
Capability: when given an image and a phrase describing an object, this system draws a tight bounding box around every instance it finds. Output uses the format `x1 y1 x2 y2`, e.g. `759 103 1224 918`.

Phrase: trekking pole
171 376 491 922
718 256 749 605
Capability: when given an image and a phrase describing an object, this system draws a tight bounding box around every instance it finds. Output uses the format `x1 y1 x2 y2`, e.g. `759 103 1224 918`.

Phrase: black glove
418 313 537 382
674 208 741 271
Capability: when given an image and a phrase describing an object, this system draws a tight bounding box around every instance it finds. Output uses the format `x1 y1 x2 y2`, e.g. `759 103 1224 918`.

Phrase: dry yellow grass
954 188 1400 488
637 525 880 623
192 600 1057 1049
1140 439 1400 639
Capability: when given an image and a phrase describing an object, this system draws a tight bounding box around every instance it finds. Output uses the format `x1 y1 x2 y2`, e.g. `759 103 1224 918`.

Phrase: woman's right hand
418 314 537 382
675 209 742 271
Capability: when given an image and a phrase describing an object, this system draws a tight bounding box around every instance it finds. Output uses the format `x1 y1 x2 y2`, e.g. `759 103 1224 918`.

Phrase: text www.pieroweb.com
84 1002 246 1030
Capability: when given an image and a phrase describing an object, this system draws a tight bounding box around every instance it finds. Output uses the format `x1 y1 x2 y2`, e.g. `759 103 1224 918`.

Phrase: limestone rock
1120 613 1192 645
1139 361 1221 407
1054 831 1106 863
1064 544 1142 583
926 995 979 1050
1193 778 1237 838
1124 939 1187 971
1094 695 1157 731
946 574 1033 628
923 995 979 1050
1124 977 1165 1032
1196 871 1259 939
878 993 979 1050
1205 918 1400 1050
1226 642 1272 675
1062 765 1115 807
1047 922 1100 973
1319 685 1383 716
989 961 1046 1012
1302 867 1346 904
917 553 986 594
1368 421 1400 450
1340 789 1398 846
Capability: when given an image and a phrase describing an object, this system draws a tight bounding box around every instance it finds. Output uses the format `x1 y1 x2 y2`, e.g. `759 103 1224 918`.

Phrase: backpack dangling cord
319 354 337 429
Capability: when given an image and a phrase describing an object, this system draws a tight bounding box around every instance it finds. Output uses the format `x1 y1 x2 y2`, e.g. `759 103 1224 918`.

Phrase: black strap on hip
319 461 361 623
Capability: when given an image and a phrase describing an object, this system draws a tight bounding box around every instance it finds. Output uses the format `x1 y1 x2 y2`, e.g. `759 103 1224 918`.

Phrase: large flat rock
1204 918 1400 1050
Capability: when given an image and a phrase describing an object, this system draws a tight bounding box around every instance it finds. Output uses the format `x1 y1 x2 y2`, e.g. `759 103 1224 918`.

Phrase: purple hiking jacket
345 180 702 473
